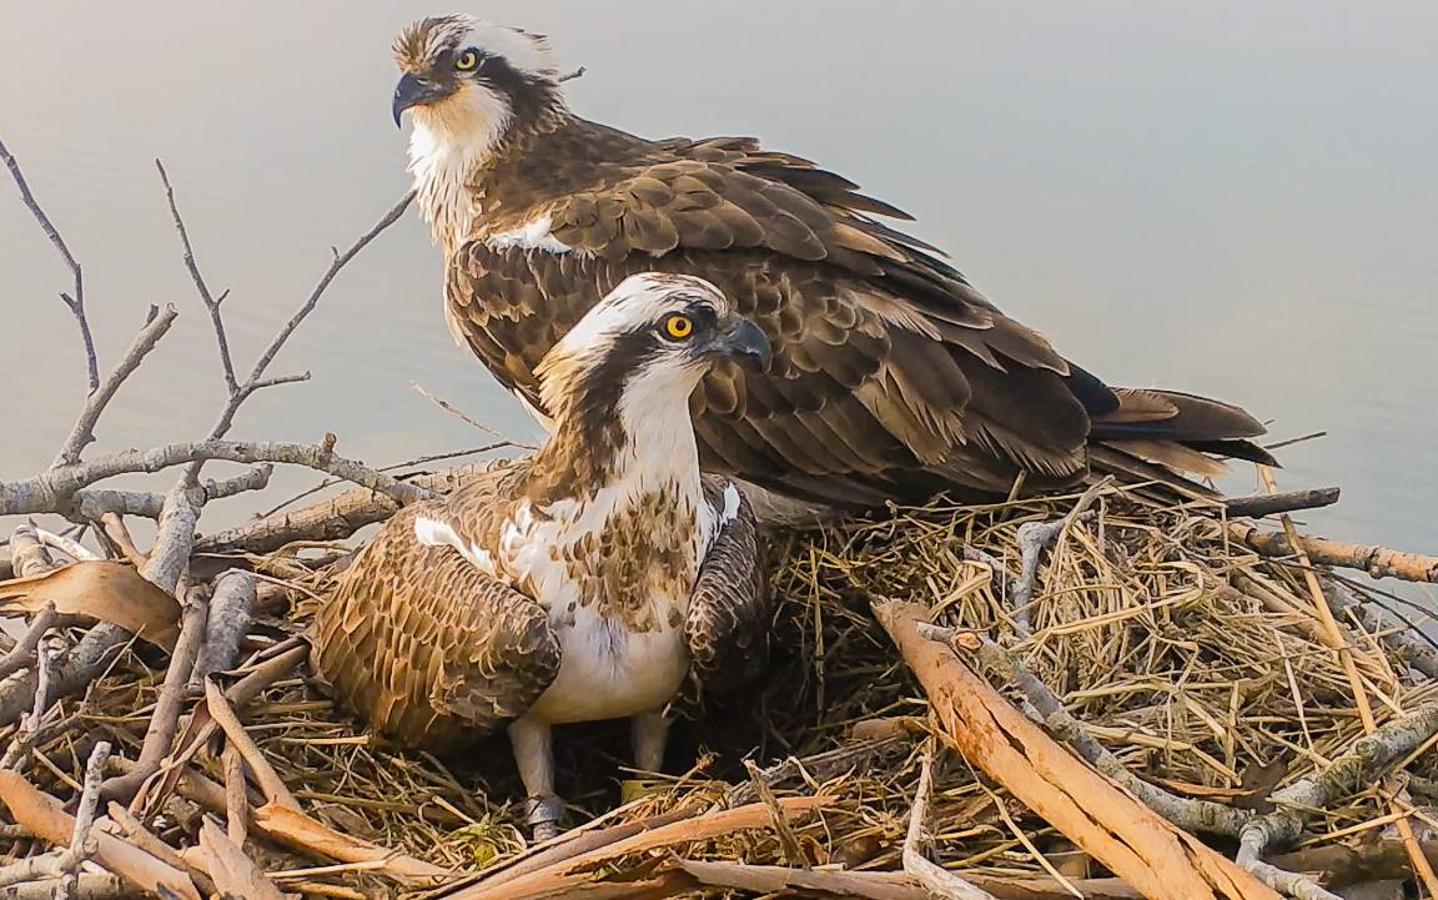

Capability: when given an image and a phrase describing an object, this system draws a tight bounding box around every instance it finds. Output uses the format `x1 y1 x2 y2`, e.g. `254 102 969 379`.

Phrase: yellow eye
455 50 479 71
663 314 694 340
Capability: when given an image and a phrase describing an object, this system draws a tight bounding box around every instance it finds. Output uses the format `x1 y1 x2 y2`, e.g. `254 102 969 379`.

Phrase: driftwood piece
1228 521 1438 584
873 599 1278 900
99 591 207 801
105 802 218 896
191 569 254 684
136 642 307 816
0 770 201 900
197 817 286 900
205 679 299 810
6 525 55 579
0 874 125 900
1223 487 1341 519
249 802 446 885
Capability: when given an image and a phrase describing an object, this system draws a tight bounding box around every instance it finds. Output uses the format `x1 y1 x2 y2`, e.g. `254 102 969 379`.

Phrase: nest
6 483 1436 898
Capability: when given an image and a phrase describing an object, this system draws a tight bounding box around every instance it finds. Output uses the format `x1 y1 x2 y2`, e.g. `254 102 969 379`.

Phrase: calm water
2 3 1435 581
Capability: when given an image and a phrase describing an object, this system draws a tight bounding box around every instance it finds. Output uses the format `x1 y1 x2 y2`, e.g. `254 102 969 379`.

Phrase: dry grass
6 484 1436 896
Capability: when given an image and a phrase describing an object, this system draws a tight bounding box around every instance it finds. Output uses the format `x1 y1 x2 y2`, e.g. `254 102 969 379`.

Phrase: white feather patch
485 215 583 256
413 515 496 575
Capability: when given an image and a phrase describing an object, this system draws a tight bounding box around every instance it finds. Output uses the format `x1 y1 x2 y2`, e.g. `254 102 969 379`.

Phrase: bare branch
1 634 58 769
243 190 414 388
0 135 99 391
0 603 57 681
1 440 431 516
902 745 996 899
1224 486 1341 519
100 592 207 802
52 304 179 468
155 159 236 395
412 381 529 444
243 371 312 395
70 465 274 521
57 740 114 898
1010 478 1110 633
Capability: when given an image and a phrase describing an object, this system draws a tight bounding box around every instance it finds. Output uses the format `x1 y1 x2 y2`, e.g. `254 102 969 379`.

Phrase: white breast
527 602 689 723
490 488 704 725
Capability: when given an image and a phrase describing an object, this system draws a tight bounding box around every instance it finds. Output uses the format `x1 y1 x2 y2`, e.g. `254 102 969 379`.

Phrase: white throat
613 369 705 500
407 90 511 250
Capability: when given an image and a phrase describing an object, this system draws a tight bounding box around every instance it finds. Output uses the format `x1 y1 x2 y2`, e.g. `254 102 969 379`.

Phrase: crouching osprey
311 273 770 838
389 16 1275 515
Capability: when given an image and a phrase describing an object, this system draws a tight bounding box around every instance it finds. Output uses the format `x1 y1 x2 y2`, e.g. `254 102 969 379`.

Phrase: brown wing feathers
450 120 1269 506
686 481 768 696
311 502 560 752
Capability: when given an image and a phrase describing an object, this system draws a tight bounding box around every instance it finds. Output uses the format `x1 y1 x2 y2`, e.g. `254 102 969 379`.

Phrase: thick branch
190 570 254 684
0 440 433 516
1228 521 1438 584
873 599 1278 900
69 465 272 521
0 135 98 392
1224 487 1341 519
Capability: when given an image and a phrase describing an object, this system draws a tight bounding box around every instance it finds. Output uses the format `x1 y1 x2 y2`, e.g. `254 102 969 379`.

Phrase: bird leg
508 715 563 841
631 710 670 772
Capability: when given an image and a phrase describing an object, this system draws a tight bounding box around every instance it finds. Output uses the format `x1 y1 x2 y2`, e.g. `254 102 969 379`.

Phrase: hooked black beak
710 317 772 370
392 73 449 128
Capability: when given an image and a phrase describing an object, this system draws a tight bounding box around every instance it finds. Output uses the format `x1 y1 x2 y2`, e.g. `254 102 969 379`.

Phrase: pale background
1 2 1434 575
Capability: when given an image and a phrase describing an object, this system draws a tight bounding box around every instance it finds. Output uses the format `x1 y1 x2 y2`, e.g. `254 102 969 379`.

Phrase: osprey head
391 15 563 131
537 273 770 421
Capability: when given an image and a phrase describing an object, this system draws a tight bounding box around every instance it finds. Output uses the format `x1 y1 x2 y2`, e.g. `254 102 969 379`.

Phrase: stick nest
5 485 1435 897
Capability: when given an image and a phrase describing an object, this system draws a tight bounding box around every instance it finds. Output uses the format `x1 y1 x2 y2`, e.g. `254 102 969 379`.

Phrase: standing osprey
312 273 770 838
390 16 1274 511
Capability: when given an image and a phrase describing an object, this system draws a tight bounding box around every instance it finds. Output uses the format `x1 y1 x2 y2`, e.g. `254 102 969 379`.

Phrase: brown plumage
393 17 1275 512
310 273 769 835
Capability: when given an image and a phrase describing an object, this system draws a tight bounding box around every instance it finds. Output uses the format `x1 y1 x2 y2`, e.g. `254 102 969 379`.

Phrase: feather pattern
408 58 1270 507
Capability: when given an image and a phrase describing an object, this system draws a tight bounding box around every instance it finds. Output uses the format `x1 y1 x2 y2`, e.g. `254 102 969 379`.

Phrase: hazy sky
2 1 1435 557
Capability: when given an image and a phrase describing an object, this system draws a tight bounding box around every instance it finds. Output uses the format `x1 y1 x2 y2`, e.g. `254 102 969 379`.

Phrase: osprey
390 16 1274 512
312 273 770 838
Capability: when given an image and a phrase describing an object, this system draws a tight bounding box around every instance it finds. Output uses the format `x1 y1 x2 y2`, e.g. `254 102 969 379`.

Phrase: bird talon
525 794 564 842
